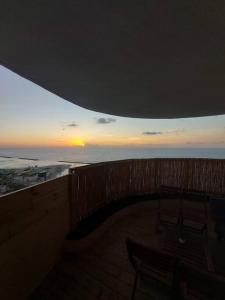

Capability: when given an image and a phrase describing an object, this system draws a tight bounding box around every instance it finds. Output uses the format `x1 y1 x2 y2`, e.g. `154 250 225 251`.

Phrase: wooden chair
178 263 225 300
157 186 183 231
181 191 208 237
126 238 179 300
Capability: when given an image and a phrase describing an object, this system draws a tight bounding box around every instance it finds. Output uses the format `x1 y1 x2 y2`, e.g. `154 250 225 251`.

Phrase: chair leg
156 212 163 234
131 272 138 300
178 217 184 239
202 224 208 241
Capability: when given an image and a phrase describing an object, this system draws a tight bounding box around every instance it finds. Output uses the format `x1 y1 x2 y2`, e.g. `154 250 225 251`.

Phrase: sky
0 65 225 148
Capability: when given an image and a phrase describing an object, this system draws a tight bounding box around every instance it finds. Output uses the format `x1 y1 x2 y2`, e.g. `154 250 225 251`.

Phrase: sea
0 146 225 169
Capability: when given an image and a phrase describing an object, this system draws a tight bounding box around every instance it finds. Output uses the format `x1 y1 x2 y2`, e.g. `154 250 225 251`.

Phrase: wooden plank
0 187 70 300
0 175 69 216
0 176 69 246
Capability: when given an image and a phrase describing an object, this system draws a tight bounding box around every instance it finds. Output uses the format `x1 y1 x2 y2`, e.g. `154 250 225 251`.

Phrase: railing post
68 168 74 230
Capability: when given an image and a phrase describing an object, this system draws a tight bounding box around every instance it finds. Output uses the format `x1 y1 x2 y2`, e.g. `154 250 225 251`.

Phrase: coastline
0 163 70 196
0 155 89 165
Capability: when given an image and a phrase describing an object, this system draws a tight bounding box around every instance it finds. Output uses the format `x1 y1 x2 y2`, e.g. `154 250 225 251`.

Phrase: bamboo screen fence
70 158 225 226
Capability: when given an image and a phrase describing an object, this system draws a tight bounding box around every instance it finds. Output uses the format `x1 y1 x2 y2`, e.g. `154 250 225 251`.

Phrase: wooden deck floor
30 200 225 300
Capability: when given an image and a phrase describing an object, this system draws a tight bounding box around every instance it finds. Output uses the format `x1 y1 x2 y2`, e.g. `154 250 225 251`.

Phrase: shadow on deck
30 200 225 300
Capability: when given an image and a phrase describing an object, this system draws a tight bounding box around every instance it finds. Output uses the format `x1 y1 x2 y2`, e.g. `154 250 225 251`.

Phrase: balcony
1 158 225 299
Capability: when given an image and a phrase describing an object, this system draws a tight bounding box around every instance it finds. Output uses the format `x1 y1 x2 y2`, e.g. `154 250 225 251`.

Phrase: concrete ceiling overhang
1 1 225 118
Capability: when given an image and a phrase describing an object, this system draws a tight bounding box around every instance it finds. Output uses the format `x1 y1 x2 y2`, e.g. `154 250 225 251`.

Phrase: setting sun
71 138 85 147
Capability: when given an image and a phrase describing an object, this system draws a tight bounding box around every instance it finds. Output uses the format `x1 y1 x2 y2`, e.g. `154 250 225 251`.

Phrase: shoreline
0 164 70 196
0 155 89 165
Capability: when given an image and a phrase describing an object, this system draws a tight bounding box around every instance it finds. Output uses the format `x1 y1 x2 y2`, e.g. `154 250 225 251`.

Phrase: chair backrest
158 186 182 217
178 190 208 220
179 263 225 299
182 190 208 202
159 185 183 199
126 238 177 274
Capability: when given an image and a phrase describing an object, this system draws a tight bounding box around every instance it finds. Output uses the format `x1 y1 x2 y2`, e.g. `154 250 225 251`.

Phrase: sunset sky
1 65 225 148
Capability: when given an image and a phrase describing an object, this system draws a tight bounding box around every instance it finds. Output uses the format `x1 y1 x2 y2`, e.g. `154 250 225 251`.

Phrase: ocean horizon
1 146 225 169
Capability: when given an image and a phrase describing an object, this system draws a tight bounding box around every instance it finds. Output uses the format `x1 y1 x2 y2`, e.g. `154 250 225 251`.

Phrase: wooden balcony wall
0 158 225 300
0 175 70 300
70 158 225 226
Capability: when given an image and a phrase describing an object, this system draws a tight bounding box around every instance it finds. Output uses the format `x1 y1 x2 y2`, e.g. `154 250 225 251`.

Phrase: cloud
67 122 78 127
186 141 206 145
142 131 163 135
186 141 225 145
97 117 116 124
167 128 185 134
143 128 185 136
61 122 78 130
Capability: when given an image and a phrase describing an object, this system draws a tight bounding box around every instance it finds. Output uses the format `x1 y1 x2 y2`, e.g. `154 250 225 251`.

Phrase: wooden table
162 228 215 272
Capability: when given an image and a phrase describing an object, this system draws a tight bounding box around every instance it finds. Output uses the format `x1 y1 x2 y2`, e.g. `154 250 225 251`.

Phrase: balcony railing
70 158 225 225
1 158 225 299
